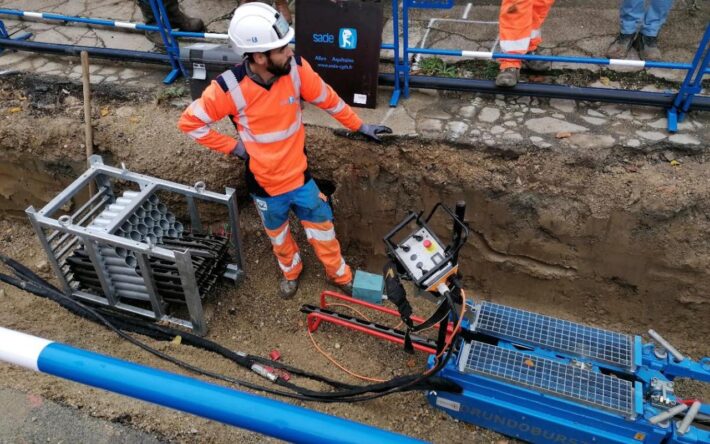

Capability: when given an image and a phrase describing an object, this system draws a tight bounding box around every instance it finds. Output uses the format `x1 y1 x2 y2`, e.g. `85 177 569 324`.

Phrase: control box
393 227 455 291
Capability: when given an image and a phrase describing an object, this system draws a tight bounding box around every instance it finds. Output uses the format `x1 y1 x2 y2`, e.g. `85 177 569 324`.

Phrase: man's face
266 45 294 77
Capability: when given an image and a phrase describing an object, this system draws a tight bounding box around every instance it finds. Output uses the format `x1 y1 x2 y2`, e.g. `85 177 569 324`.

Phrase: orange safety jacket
178 55 363 197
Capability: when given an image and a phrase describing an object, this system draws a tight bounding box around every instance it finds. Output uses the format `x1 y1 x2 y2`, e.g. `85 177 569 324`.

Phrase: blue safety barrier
392 0 710 132
0 12 30 54
0 326 423 444
0 3 186 84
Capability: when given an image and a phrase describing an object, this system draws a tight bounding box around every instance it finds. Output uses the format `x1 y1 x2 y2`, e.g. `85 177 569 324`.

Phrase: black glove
357 124 392 143
230 140 248 160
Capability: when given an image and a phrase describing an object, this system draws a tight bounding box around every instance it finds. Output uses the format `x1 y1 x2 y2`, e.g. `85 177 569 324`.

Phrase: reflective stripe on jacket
178 55 363 196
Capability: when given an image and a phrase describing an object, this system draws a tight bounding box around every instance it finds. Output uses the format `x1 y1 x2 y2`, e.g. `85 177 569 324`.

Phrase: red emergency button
423 240 432 248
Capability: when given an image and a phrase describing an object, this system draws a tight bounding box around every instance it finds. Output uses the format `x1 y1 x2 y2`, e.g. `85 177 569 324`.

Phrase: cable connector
250 363 278 382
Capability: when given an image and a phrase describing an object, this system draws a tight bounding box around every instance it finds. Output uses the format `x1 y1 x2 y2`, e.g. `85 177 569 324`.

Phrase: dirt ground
1 74 708 443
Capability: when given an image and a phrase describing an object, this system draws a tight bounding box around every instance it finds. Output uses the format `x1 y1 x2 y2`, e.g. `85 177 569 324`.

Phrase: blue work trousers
620 0 675 37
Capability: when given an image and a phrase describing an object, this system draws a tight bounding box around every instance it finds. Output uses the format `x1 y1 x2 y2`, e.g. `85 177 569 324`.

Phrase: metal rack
26 156 244 335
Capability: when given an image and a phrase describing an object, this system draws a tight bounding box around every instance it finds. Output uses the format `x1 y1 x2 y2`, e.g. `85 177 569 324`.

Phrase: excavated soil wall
1 76 708 341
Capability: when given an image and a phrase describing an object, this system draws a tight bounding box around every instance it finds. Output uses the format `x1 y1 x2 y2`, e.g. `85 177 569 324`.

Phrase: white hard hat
227 3 294 54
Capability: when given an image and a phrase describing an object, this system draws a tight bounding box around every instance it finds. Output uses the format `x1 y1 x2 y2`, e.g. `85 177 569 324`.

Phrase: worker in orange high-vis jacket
178 3 392 299
496 0 555 87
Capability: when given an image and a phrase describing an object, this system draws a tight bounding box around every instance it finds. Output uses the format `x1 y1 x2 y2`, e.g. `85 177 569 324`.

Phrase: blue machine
427 301 710 443
325 201 708 443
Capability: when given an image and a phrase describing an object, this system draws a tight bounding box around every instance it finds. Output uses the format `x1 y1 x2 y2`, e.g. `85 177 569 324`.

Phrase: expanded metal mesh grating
462 341 635 417
474 303 634 371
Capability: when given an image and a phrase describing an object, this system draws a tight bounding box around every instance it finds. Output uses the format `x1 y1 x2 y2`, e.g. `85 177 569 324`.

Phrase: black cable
0 256 463 402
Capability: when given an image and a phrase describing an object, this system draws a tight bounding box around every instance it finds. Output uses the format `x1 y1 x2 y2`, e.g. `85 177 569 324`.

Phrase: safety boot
495 67 520 88
137 0 204 32
523 49 551 72
279 277 299 299
635 34 661 60
165 0 205 32
337 281 353 296
606 33 635 59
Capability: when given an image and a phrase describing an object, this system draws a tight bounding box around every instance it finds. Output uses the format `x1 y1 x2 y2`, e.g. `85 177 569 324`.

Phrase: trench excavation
1 74 709 442
2 98 709 347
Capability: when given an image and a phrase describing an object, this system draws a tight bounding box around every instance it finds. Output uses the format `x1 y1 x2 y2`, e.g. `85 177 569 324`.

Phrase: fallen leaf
171 335 182 345
8 107 21 113
599 76 611 86
129 116 140 123
670 160 680 167
100 107 110 117
555 131 572 139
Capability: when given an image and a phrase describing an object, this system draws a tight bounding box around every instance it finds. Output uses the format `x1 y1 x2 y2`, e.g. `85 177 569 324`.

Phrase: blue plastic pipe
0 327 424 444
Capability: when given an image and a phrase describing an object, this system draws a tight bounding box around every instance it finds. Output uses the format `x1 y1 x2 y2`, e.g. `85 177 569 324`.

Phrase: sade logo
312 33 335 44
312 28 358 50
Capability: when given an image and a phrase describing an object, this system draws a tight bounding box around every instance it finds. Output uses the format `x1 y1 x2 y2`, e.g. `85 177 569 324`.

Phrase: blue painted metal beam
0 327 423 444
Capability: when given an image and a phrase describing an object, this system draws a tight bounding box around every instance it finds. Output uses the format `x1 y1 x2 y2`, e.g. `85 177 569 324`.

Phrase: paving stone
587 109 605 117
598 104 623 116
490 125 505 135
529 136 543 142
668 134 701 146
502 133 524 142
89 75 105 85
581 116 607 126
419 118 444 136
478 107 500 123
517 96 531 105
625 139 641 148
552 113 565 119
458 105 477 118
525 117 588 134
566 134 616 149
446 121 469 139
549 98 576 113
504 121 517 128
636 131 666 141
530 108 545 114
616 111 634 120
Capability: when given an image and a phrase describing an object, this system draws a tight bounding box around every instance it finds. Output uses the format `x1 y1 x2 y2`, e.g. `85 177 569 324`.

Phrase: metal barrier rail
0 326 423 444
0 8 396 50
393 0 710 131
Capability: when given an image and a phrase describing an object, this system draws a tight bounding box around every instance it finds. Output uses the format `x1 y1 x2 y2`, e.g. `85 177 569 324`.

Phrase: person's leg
253 193 303 297
635 0 674 59
292 180 352 288
524 0 555 71
619 0 644 35
136 0 204 45
528 0 554 52
607 0 643 58
497 0 532 87
640 0 675 36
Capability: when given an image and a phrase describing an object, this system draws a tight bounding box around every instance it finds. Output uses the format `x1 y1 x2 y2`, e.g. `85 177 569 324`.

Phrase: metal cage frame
25 155 244 335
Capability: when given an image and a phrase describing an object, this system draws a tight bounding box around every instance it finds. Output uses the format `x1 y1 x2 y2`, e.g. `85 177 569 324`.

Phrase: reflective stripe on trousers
301 220 351 284
264 221 303 280
499 0 555 69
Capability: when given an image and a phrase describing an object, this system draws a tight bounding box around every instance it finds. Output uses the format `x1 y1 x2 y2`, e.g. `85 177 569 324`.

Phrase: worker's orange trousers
255 180 352 285
499 0 556 69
